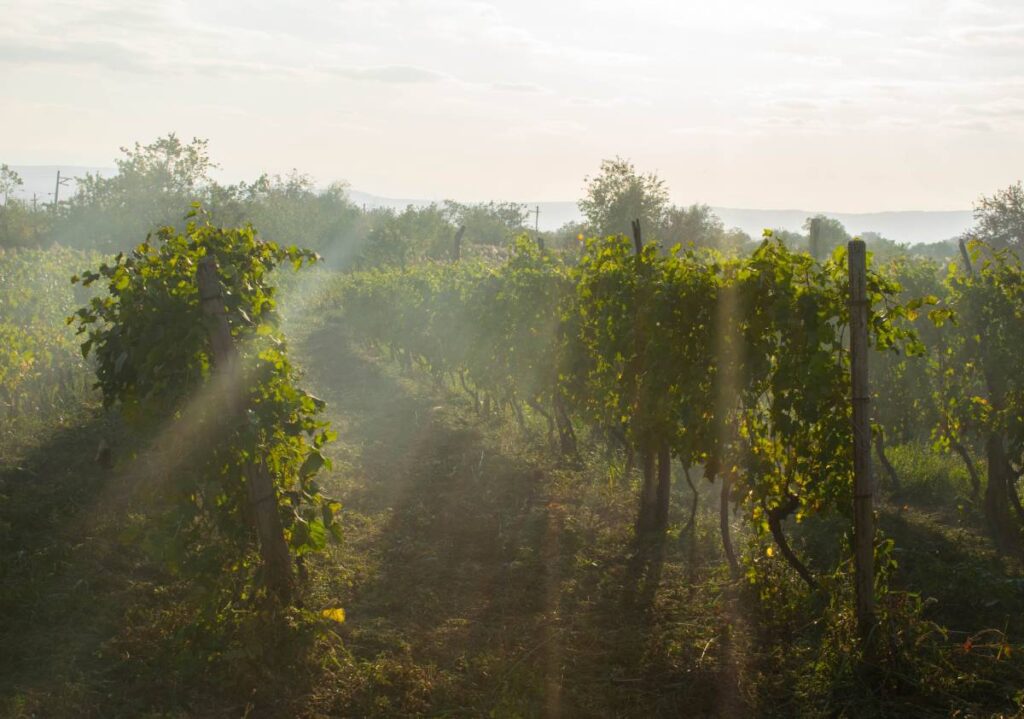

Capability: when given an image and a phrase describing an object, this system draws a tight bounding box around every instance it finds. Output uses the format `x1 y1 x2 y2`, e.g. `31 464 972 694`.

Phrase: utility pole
53 170 71 208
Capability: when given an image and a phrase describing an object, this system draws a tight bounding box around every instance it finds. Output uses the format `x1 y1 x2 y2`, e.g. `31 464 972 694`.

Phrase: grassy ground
296 322 752 717
2 316 1023 717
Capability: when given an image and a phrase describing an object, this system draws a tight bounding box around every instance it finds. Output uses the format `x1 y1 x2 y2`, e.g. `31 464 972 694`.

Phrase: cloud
4 0 1024 213
0 36 158 73
947 119 995 132
0 0 308 78
960 97 1024 117
334 65 448 84
768 99 823 112
954 23 1024 48
490 82 546 93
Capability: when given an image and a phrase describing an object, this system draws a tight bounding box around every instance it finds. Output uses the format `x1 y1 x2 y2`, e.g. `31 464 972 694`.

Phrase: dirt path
295 322 749 717
299 324 569 716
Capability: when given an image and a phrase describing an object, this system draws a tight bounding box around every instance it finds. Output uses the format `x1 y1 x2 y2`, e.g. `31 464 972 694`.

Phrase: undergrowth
2 320 1023 717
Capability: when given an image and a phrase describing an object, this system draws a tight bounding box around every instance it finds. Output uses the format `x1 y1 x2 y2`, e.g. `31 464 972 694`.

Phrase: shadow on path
297 324 750 717
300 325 565 714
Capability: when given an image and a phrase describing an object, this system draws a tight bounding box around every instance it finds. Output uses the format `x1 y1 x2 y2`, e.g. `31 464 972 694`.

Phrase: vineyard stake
848 239 875 643
809 216 821 261
453 225 465 262
197 255 295 604
630 218 655 535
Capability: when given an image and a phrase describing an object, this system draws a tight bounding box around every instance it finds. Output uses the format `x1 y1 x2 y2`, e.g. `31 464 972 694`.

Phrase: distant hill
9 167 975 245
349 191 974 245
713 207 973 246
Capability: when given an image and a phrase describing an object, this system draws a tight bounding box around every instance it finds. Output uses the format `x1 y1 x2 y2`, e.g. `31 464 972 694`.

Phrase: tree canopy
973 181 1024 251
579 157 669 238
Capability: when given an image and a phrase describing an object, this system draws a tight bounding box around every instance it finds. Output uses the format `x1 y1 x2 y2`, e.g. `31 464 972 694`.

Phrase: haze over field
349 191 977 243
6 1 1024 716
9 165 977 243
3 0 1023 212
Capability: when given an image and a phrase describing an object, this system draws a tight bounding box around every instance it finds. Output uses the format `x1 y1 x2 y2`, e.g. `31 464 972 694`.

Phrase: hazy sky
2 0 1022 210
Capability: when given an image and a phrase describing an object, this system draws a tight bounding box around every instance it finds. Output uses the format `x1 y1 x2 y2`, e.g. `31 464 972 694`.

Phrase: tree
913 239 958 262
356 204 456 268
804 215 850 260
974 182 1024 251
721 227 753 254
771 228 807 252
0 199 51 248
114 134 214 195
579 157 669 238
357 208 415 269
661 204 723 248
660 204 751 254
545 220 587 251
210 172 363 264
58 134 216 250
861 232 908 263
443 200 529 246
0 166 43 248
0 164 23 204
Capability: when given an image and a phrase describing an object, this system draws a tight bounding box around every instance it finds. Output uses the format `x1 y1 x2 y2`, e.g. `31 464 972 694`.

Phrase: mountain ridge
348 190 974 245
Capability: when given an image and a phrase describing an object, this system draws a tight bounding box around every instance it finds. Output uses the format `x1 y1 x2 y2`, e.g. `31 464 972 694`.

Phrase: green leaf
299 450 326 478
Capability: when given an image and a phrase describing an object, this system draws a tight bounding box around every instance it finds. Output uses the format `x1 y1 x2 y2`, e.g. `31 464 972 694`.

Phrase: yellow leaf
765 546 774 558
321 607 346 623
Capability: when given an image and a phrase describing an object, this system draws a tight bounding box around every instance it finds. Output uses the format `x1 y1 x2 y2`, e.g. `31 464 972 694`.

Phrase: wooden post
848 239 875 642
630 218 658 536
453 225 465 261
197 256 294 604
958 236 974 277
809 217 821 261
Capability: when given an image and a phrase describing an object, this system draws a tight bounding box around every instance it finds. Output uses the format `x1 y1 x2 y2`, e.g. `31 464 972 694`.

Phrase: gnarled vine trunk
524 396 554 439
636 450 658 536
679 465 699 538
951 439 981 500
984 433 1020 554
720 474 739 576
553 391 577 457
458 370 480 413
636 443 672 536
767 497 817 590
198 256 293 604
874 428 900 493
654 443 672 531
1005 460 1024 526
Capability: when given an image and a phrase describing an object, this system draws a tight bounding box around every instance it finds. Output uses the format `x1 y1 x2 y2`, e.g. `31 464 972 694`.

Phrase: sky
1 0 1023 211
